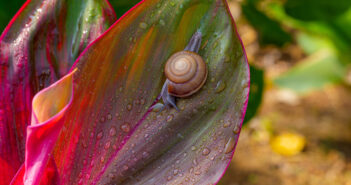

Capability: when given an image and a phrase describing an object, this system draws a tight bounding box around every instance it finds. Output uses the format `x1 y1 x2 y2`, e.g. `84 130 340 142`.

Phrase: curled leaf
0 0 115 183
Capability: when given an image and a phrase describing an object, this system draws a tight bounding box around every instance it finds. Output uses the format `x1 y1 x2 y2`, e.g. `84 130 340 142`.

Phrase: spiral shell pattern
165 51 207 97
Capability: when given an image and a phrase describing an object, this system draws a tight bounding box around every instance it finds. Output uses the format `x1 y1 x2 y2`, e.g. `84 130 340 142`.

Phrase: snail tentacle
184 31 202 53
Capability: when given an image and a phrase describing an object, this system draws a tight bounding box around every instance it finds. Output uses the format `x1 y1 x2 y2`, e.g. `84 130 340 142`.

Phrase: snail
160 31 207 110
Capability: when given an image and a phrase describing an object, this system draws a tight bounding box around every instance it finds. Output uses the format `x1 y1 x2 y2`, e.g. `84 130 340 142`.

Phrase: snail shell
164 51 207 97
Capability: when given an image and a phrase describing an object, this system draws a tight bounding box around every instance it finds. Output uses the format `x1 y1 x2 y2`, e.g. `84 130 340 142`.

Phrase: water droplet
173 169 179 175
224 137 236 154
166 114 174 122
202 147 211 156
97 132 103 139
139 22 148 29
142 151 149 158
109 127 117 136
107 114 112 120
191 146 197 151
151 103 164 112
104 141 111 149
127 104 132 111
223 122 230 128
120 123 131 133
233 124 240 134
215 81 226 93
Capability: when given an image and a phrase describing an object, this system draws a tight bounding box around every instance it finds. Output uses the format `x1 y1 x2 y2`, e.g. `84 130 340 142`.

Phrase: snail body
160 31 207 110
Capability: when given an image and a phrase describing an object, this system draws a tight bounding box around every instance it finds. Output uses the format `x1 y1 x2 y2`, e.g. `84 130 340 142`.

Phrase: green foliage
0 0 23 32
109 0 141 18
284 0 351 21
244 65 264 124
241 0 351 93
241 1 292 46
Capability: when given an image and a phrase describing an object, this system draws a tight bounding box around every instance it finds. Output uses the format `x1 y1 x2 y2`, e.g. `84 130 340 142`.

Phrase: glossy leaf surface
0 0 115 184
18 0 249 184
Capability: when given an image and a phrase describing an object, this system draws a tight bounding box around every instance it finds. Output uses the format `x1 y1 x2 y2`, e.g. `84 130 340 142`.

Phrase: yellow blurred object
271 133 306 156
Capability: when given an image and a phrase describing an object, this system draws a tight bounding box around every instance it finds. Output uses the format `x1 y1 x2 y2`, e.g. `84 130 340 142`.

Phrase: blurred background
1 0 351 184
219 0 351 185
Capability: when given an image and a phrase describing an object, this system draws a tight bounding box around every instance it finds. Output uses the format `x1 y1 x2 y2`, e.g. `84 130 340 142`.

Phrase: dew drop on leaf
191 146 197 151
202 147 211 156
109 127 117 136
166 114 174 122
107 113 112 120
224 137 236 154
151 103 164 112
233 124 240 134
215 80 226 93
173 169 179 175
120 123 131 133
127 103 132 111
104 141 111 149
139 22 148 29
97 132 103 139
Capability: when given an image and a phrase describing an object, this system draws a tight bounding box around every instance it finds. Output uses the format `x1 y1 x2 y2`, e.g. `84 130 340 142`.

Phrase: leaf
18 0 249 184
109 0 141 18
274 51 345 93
267 2 351 64
274 33 346 93
0 0 24 32
243 64 264 124
242 2 292 46
0 0 115 184
284 0 351 21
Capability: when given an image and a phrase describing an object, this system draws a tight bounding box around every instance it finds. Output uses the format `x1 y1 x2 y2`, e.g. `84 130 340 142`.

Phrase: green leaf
243 64 264 124
274 47 346 93
284 0 351 21
242 2 292 46
0 0 24 32
109 0 141 18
